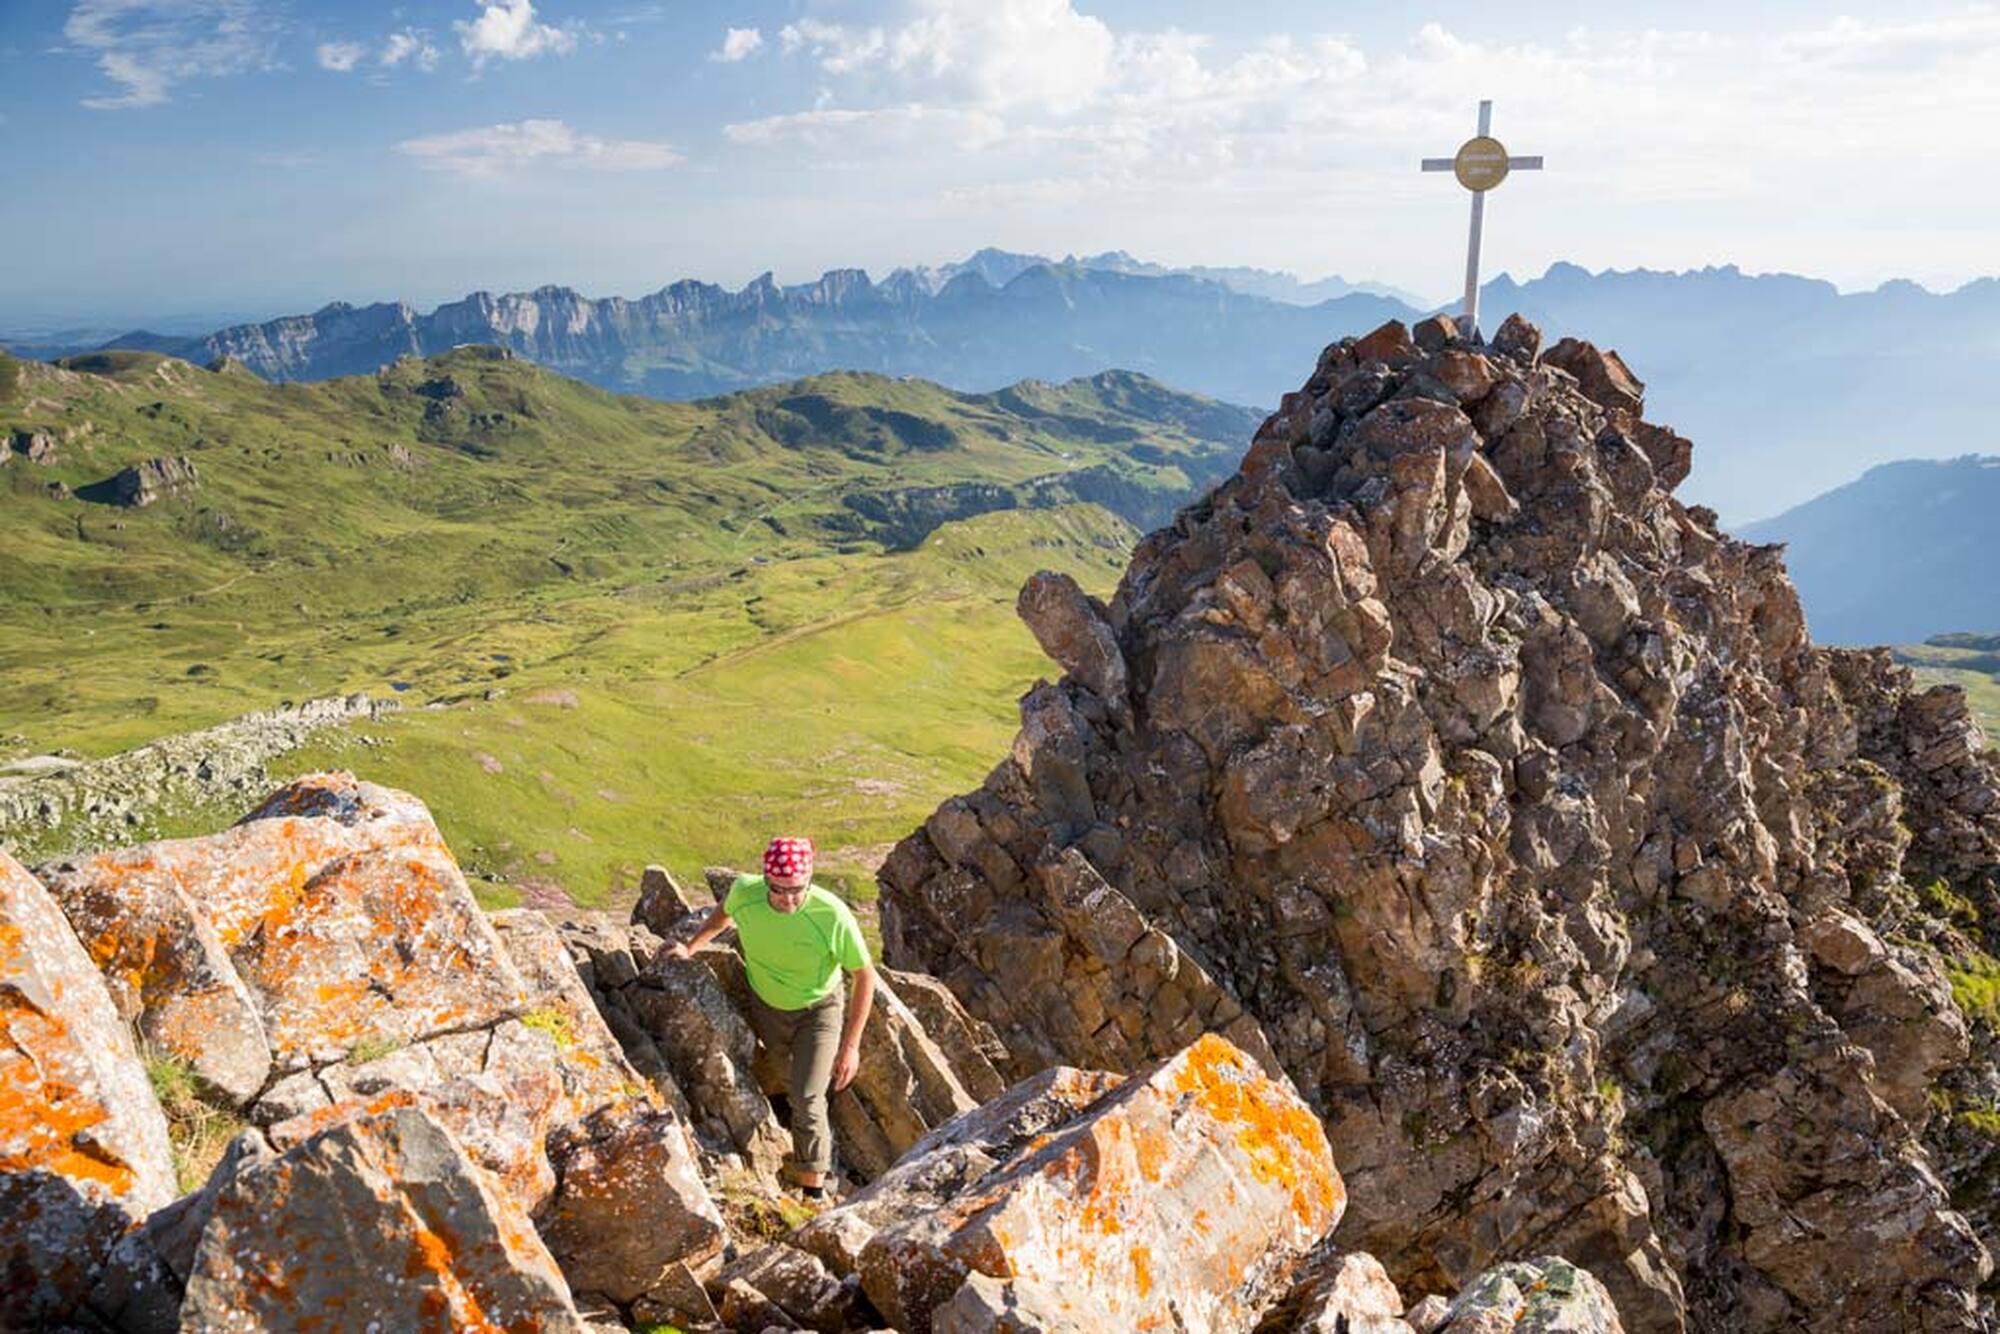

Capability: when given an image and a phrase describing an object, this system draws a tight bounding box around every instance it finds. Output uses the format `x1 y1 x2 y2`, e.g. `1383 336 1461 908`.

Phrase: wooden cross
1422 100 1543 340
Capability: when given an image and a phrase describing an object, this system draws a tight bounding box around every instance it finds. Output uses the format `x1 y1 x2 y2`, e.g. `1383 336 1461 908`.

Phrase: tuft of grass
144 1048 247 1194
1962 1106 2000 1138
710 1162 821 1242
1948 950 2000 1030
1919 877 1980 928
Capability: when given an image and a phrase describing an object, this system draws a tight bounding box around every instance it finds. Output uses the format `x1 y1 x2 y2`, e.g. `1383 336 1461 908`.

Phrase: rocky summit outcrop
880 314 2000 1330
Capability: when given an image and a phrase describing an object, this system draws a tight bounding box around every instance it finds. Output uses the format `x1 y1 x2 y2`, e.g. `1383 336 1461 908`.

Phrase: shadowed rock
538 1101 726 1310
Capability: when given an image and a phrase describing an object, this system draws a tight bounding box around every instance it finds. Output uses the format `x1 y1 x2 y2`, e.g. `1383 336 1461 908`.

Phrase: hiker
664 835 875 1198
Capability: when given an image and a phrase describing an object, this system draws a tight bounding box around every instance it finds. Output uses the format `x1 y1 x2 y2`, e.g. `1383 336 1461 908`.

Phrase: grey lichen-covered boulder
1 847 177 1329
1431 1256 1623 1333
180 1104 586 1332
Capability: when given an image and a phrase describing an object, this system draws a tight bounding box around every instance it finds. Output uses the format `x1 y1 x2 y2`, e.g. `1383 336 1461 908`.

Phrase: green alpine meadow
0 344 1257 907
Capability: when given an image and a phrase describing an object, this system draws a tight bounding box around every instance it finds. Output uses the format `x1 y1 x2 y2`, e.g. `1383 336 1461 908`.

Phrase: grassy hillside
1897 635 2000 740
0 347 1246 906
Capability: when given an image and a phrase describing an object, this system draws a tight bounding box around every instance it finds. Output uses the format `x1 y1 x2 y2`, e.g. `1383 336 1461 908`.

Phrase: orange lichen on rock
229 842 527 1068
2 849 176 1327
855 1033 1342 1334
35 774 492 1103
1168 1031 1341 1226
180 1104 583 1332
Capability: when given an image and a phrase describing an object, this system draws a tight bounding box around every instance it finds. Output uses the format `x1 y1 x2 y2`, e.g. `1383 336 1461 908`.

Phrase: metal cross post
1422 100 1542 341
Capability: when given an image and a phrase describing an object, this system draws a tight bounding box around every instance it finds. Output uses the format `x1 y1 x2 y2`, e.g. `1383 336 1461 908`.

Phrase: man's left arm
833 964 875 1091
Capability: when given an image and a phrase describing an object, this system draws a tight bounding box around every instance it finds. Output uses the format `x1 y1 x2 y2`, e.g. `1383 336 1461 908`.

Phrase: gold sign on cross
1421 101 1544 339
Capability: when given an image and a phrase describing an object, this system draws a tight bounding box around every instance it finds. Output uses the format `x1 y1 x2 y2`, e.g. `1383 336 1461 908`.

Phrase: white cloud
778 0 1114 113
381 29 441 71
64 0 282 110
712 27 763 63
316 40 364 72
724 105 1006 152
455 0 578 68
396 119 681 178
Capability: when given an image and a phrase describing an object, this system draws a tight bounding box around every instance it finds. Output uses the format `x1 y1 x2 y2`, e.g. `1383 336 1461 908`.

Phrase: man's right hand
661 940 693 963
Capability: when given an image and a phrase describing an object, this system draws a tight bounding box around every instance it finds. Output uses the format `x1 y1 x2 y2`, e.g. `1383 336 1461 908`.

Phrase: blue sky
5 1 1998 327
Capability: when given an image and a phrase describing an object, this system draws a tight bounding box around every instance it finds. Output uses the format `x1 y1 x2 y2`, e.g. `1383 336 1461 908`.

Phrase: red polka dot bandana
764 836 814 884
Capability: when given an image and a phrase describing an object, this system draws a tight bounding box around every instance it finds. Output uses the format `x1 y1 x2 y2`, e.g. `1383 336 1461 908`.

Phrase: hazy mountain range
14 250 2000 522
1740 455 2000 645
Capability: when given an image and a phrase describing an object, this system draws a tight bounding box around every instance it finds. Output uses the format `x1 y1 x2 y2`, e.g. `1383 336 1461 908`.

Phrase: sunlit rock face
881 314 2000 1331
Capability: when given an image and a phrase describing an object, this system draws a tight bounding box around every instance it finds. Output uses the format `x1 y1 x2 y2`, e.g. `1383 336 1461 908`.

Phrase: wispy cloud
381 29 441 72
455 0 579 69
316 40 364 73
395 119 681 178
64 0 283 110
711 27 763 64
725 105 1005 152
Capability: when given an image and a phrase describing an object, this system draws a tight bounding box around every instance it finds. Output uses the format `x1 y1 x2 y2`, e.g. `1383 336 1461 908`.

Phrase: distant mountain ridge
89 261 1416 417
901 246 1432 306
1739 454 2000 646
51 252 2000 521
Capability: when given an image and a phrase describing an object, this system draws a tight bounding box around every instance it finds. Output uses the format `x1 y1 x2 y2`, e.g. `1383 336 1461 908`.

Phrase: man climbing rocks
665 835 875 1198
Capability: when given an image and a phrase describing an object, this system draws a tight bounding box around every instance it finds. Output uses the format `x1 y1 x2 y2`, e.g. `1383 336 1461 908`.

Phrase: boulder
228 842 525 1069
1412 314 1461 353
1 848 177 1327
855 1034 1341 1334
829 971 984 1181
932 1270 1110 1332
632 862 709 939
1432 1257 1623 1333
795 1064 1124 1277
11 428 59 464
883 967 1011 1103
180 1104 585 1332
713 1242 857 1333
1017 570 1129 710
1542 338 1643 416
1491 313 1543 363
41 772 522 1089
1257 1249 1414 1333
271 1058 567 1215
109 455 199 507
538 1101 727 1308
37 850 274 1107
623 952 792 1175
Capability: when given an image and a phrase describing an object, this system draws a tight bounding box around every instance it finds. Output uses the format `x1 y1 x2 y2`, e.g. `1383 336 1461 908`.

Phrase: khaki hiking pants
747 987 844 1175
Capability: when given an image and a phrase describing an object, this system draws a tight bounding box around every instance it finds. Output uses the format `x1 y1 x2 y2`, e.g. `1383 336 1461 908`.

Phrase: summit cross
1421 100 1543 341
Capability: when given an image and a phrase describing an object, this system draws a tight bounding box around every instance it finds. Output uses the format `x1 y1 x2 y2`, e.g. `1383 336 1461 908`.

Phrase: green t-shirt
724 873 871 1011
